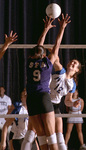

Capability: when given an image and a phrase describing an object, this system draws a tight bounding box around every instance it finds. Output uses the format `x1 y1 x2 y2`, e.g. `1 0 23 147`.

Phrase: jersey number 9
33 70 41 81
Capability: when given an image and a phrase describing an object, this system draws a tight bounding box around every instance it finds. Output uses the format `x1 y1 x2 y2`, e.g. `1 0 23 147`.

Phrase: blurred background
0 1 86 149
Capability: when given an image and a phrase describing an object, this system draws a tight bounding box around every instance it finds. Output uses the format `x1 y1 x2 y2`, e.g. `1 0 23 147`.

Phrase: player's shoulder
55 67 66 75
4 94 11 101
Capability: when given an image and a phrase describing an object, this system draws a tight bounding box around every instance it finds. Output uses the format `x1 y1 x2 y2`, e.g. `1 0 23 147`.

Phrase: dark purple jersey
26 57 53 94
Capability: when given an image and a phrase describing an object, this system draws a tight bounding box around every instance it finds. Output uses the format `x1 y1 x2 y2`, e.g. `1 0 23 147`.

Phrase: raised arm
49 14 71 64
53 56 63 71
38 16 56 46
0 30 18 60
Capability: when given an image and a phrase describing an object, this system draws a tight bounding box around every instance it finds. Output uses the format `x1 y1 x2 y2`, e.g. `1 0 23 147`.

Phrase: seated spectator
0 86 12 150
0 89 28 150
0 86 12 129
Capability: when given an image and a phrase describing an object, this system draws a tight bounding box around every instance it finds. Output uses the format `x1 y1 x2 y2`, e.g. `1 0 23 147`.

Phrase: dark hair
0 86 5 89
72 89 79 99
73 61 82 86
31 45 46 59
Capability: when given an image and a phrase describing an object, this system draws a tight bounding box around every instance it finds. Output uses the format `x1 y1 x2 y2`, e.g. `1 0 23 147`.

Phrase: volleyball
46 3 61 19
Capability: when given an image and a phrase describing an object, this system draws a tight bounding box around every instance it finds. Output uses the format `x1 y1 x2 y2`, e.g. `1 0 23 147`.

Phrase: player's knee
56 132 67 150
37 135 47 146
47 133 57 145
24 130 35 143
56 132 65 144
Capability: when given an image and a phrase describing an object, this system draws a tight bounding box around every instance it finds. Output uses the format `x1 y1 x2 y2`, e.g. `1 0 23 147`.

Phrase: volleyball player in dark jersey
0 31 18 60
26 14 71 150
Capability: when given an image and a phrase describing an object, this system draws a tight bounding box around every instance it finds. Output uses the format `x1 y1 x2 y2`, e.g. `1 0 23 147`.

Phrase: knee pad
47 133 57 145
21 130 36 150
56 132 65 144
37 135 47 146
24 130 35 143
56 132 67 150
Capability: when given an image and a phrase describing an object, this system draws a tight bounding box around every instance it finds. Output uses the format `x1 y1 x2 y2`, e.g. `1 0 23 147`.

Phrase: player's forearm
65 99 73 107
64 93 73 107
37 27 49 46
0 42 9 60
53 26 65 56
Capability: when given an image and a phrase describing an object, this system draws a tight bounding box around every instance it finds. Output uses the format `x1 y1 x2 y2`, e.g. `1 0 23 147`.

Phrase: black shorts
52 103 61 114
13 138 24 150
27 92 54 116
9 131 14 140
9 131 24 150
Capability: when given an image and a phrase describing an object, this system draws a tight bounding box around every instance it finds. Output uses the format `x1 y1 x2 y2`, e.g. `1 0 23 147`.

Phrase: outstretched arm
49 14 71 64
38 16 56 45
53 56 63 71
0 30 18 60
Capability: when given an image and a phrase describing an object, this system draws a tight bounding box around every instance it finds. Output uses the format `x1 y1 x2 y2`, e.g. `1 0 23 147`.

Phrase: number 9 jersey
26 57 53 94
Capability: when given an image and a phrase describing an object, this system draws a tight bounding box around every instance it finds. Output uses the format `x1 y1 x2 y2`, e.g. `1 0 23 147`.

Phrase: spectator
0 86 12 149
65 90 86 150
0 89 28 150
0 86 12 129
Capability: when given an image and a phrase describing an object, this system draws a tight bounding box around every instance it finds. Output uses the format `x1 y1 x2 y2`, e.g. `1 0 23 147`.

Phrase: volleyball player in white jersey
50 58 82 150
0 30 18 60
0 89 28 150
21 14 71 150
65 90 86 150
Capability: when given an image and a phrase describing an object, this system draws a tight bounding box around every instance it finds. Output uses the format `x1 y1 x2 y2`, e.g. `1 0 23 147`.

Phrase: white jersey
50 68 76 104
11 102 28 139
0 95 12 125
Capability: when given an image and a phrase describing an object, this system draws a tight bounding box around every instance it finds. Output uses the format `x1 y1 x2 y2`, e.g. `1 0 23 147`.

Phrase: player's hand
58 13 71 29
5 30 18 46
43 16 56 30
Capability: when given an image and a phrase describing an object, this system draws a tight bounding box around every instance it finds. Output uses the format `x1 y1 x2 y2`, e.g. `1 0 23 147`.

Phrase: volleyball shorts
52 103 61 114
26 92 54 116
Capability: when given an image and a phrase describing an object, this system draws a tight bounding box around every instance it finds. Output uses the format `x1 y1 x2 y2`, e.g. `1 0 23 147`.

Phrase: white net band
0 44 86 49
0 114 86 118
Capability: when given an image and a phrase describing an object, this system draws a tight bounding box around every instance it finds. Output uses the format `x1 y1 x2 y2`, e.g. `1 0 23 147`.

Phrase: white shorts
67 111 83 124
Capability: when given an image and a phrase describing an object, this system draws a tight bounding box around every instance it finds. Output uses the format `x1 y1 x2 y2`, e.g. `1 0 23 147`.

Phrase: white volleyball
46 3 61 19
